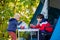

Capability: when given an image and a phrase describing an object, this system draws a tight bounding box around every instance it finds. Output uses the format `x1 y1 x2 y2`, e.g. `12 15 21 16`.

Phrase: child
7 13 20 40
30 14 53 40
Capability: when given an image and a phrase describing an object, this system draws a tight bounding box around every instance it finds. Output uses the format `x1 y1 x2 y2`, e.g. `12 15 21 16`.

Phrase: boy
7 13 20 40
30 14 53 40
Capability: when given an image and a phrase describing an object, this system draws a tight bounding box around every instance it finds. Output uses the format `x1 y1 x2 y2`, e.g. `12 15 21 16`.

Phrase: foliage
0 0 40 39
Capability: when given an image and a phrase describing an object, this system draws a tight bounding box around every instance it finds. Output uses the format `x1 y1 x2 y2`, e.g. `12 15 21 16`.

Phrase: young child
30 14 53 40
7 13 20 40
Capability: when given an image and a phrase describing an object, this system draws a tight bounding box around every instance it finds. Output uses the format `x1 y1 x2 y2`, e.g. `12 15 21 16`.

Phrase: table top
18 29 39 32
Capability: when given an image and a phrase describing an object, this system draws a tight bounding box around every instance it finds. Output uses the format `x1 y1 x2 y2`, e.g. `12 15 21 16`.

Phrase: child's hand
30 24 35 28
30 24 33 26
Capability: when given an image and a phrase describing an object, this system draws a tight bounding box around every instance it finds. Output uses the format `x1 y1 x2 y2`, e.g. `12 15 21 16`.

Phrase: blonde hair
14 13 20 19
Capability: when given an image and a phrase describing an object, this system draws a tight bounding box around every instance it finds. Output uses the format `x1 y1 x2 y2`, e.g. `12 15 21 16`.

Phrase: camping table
18 29 39 40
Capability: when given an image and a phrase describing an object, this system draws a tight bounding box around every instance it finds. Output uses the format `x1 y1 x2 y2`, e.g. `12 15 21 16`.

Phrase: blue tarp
50 17 60 40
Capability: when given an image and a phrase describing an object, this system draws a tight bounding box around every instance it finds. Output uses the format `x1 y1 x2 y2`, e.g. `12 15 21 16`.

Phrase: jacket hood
40 18 47 23
9 18 17 22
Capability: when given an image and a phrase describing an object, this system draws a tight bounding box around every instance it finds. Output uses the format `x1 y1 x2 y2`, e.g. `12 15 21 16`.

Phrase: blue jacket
7 18 18 32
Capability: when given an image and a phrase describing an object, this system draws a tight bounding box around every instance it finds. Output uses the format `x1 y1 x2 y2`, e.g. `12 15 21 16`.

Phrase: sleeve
35 24 40 28
30 24 41 28
39 23 52 31
14 21 18 28
39 24 45 31
30 25 36 28
15 21 18 25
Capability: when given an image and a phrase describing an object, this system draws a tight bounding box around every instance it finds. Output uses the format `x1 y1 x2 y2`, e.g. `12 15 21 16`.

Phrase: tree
0 0 40 39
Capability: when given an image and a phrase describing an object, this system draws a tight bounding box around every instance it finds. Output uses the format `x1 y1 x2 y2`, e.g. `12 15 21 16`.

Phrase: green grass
0 37 8 40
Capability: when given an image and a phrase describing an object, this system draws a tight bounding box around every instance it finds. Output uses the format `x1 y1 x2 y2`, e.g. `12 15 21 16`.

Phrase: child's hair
37 14 44 19
14 13 20 18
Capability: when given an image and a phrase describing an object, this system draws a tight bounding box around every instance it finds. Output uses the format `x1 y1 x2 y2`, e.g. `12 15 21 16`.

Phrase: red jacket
31 21 53 32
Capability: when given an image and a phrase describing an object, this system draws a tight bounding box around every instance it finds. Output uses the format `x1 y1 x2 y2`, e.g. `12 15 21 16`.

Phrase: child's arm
36 24 45 31
30 24 36 28
30 24 41 29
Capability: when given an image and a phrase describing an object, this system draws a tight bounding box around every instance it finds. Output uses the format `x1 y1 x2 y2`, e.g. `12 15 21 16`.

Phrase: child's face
17 17 20 21
17 16 20 21
37 18 42 22
14 13 20 21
